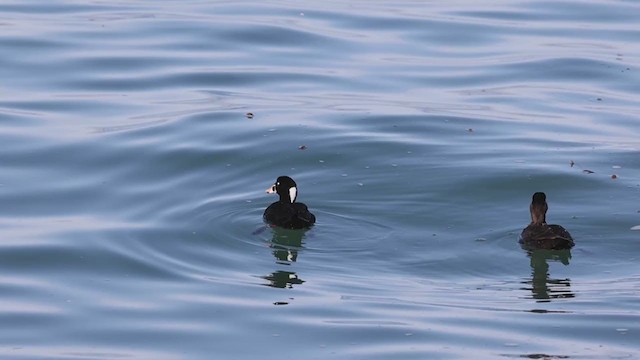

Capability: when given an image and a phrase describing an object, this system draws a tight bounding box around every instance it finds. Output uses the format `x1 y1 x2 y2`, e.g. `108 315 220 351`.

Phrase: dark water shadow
520 249 574 302
500 352 570 359
260 226 310 289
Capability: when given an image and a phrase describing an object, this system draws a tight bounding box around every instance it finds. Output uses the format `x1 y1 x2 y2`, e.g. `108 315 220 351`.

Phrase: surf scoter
263 176 315 229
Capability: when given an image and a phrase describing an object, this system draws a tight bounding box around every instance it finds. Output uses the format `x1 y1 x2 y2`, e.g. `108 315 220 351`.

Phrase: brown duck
519 192 574 250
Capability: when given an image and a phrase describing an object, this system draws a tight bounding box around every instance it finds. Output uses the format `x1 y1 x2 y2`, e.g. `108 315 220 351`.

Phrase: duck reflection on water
520 249 574 302
262 270 304 289
267 226 308 265
261 226 310 289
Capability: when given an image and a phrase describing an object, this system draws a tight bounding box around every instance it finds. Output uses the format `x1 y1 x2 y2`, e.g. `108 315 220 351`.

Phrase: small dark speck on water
597 98 602 101
246 112 254 119
298 145 307 150
611 174 617 179
467 128 473 132
583 169 595 174
273 302 288 306
570 160 575 167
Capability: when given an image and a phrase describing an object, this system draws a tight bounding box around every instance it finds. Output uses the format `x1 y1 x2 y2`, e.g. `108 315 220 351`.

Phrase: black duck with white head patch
519 192 574 250
263 176 315 229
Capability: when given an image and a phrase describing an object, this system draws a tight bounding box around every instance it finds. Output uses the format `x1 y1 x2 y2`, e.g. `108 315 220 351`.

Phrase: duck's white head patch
289 187 297 203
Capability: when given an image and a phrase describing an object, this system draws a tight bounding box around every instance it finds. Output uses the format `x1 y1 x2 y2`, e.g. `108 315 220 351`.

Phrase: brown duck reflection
520 249 574 302
261 227 309 289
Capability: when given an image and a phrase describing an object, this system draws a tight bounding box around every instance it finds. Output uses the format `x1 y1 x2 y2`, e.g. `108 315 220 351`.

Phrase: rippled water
1 1 639 359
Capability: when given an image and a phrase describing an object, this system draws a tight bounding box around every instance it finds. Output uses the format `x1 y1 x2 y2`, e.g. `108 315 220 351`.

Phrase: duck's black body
519 192 574 250
264 202 315 229
263 176 315 229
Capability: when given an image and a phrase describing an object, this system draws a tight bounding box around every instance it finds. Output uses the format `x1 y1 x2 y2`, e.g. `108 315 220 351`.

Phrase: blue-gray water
1 1 639 359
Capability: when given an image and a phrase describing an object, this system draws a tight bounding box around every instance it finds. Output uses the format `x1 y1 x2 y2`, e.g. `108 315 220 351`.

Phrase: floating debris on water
583 169 595 174
298 145 307 150
570 160 575 167
246 112 254 119
611 174 617 179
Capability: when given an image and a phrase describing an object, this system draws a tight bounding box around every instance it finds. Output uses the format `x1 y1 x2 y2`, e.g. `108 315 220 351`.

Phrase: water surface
1 1 639 359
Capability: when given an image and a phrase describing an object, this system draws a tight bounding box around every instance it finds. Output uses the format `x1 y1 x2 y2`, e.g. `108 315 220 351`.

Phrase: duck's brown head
530 192 548 225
